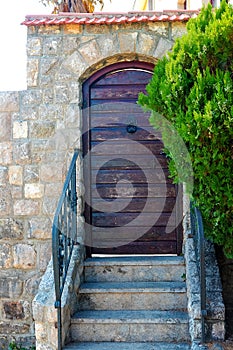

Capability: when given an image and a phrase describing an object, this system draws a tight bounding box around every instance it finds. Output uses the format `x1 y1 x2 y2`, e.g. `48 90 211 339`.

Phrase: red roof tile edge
22 10 199 26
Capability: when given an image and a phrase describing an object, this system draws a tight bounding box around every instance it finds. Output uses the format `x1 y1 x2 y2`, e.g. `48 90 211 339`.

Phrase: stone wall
183 213 225 347
33 245 85 350
0 86 82 347
0 17 201 348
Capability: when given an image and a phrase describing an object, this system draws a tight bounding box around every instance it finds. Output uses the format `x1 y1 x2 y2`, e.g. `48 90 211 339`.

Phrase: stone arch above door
54 26 176 86
79 53 157 83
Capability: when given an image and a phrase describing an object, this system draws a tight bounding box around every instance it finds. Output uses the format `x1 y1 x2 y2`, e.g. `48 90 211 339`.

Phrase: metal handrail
52 149 80 350
190 201 207 344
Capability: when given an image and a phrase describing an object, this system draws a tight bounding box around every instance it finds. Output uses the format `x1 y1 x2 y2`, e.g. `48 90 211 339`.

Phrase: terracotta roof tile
22 11 199 26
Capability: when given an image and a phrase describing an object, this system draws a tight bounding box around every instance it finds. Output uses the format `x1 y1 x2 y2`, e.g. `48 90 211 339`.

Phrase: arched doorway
82 61 182 256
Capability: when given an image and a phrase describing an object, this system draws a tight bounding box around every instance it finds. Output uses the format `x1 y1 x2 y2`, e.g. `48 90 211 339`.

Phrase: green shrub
9 342 35 350
138 0 233 257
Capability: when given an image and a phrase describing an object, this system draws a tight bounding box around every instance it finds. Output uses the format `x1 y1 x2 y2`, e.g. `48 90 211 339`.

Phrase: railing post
52 150 80 350
71 152 77 244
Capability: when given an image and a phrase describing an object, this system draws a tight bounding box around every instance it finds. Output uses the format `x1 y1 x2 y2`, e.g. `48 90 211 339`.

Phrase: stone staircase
64 256 191 350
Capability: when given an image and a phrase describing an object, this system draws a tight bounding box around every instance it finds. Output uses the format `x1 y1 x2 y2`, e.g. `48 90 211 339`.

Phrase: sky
0 0 137 91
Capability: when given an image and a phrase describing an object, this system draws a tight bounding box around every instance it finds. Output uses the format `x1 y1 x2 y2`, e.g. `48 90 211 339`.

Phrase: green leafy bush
9 342 35 350
139 1 233 257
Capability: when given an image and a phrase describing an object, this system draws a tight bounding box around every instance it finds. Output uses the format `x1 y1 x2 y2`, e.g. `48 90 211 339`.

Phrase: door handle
127 124 137 134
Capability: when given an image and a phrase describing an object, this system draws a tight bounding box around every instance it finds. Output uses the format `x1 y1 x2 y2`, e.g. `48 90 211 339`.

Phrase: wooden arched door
82 62 182 255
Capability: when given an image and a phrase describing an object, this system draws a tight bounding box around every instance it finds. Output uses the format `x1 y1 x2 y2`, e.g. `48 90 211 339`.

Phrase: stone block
25 274 42 296
15 336 36 349
8 166 23 185
30 140 49 163
211 322 225 340
27 217 51 240
119 32 137 53
137 33 156 55
27 37 42 56
153 37 173 59
46 306 57 323
63 24 82 34
0 92 19 112
54 84 71 103
21 90 42 106
42 88 54 104
0 187 12 216
148 22 169 36
0 142 12 165
14 199 40 216
13 121 28 139
13 141 31 165
0 336 8 349
0 166 8 186
0 113 11 141
207 298 225 320
0 278 23 298
96 35 120 58
43 150 67 164
63 37 82 55
62 51 88 77
172 22 187 39
20 106 38 120
43 37 62 56
40 163 63 182
0 244 13 268
64 103 80 126
0 218 24 240
47 320 58 347
39 104 63 121
0 321 30 334
79 40 102 65
37 242 52 272
25 183 44 199
32 301 47 323
36 344 56 350
3 301 27 320
30 121 56 139
38 25 61 34
44 183 63 197
11 186 23 199
28 26 37 34
24 165 39 183
40 57 59 84
35 322 48 342
27 59 39 87
13 243 37 269
112 23 142 32
85 24 110 34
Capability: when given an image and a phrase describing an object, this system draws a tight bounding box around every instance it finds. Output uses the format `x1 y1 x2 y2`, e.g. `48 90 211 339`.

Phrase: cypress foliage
138 1 233 257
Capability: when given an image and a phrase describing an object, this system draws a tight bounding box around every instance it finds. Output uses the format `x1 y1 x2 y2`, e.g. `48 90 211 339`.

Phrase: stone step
70 310 190 343
84 256 185 283
64 342 191 350
78 281 187 311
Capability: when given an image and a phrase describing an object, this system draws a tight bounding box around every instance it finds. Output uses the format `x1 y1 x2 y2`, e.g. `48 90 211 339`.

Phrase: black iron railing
190 201 207 344
52 149 80 350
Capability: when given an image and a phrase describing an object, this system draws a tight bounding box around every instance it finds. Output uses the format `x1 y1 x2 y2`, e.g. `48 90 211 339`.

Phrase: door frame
82 61 183 256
